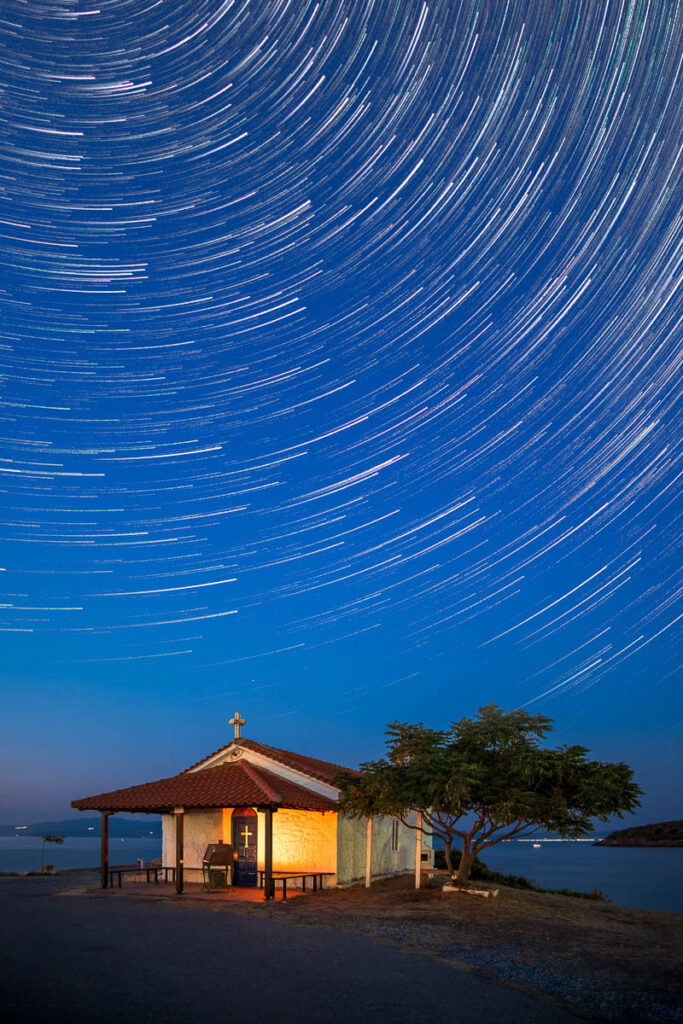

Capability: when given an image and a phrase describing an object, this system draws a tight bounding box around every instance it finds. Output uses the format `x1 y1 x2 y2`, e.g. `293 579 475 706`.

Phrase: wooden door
232 811 258 886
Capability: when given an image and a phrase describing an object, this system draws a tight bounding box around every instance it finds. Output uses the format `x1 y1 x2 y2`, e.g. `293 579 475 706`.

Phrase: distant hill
0 818 161 839
596 820 683 847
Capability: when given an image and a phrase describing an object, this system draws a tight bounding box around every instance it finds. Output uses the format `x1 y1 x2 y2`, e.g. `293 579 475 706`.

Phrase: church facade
72 717 433 895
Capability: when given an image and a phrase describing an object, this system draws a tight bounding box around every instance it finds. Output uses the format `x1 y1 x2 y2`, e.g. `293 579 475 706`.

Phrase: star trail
1 0 681 813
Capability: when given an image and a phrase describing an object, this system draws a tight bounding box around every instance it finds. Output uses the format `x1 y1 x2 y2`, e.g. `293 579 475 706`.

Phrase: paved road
1 876 582 1024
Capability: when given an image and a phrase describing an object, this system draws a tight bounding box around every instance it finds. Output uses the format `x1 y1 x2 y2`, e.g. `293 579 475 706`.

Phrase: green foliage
550 887 610 902
337 703 642 885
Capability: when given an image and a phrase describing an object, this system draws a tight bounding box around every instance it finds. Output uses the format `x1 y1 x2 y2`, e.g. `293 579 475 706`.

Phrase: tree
41 834 64 871
337 704 642 887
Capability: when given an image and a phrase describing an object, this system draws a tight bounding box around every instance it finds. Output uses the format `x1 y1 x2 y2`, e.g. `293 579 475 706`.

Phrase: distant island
596 820 683 847
0 817 161 839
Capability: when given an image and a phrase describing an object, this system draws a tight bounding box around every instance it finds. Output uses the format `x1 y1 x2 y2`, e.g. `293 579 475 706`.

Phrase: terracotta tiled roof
71 760 337 813
184 738 355 785
239 739 355 785
182 743 237 773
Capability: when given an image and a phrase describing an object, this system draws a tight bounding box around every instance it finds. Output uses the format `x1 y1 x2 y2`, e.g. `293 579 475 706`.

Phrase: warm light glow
267 809 337 874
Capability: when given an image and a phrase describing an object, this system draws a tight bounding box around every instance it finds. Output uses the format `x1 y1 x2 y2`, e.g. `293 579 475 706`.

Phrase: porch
89 872 309 903
105 861 333 900
72 756 340 900
96 805 336 900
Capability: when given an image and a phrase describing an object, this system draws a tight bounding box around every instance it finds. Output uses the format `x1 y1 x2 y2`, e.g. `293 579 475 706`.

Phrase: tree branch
475 821 540 852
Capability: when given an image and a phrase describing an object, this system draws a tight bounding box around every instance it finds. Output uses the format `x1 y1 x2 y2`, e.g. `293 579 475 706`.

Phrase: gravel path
1 874 582 1024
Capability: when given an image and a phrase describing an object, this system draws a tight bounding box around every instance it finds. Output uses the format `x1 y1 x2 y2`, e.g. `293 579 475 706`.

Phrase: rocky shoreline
595 819 683 847
596 839 683 847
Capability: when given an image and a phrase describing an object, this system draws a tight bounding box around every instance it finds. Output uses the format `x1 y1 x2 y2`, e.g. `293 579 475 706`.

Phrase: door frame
231 808 258 887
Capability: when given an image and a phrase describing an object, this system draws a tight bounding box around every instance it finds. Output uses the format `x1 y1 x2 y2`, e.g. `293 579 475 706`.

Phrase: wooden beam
365 816 372 888
100 812 109 889
174 807 184 894
264 806 274 901
415 811 423 889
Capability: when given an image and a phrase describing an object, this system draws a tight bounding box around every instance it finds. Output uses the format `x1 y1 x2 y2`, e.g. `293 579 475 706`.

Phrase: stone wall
252 808 337 889
272 808 337 874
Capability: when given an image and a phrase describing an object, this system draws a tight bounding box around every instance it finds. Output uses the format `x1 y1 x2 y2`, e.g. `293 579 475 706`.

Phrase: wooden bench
257 870 334 900
107 865 176 887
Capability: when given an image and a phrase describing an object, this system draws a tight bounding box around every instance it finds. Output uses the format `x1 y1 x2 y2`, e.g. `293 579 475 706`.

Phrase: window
391 819 399 851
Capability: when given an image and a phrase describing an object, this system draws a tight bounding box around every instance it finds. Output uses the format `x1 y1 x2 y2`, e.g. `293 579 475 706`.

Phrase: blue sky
1 0 681 826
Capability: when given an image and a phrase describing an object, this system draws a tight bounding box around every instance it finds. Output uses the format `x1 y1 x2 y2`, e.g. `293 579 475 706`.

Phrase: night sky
1 1 681 824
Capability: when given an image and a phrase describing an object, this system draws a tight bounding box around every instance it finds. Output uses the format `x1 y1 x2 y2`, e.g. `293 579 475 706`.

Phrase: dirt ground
209 874 683 1022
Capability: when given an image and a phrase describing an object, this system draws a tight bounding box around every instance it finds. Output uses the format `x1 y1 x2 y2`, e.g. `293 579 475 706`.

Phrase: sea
463 839 683 913
1 835 682 913
0 836 162 875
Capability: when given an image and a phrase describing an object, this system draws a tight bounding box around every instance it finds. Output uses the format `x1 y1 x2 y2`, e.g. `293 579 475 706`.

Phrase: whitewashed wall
161 809 229 882
336 814 367 884
162 806 433 886
161 806 338 886
276 809 337 882
161 812 174 868
336 810 433 884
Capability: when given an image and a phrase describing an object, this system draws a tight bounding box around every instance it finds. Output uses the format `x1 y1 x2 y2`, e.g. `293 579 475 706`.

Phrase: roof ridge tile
239 759 282 804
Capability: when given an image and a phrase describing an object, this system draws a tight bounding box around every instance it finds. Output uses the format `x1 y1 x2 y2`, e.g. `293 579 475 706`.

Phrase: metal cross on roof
229 711 246 739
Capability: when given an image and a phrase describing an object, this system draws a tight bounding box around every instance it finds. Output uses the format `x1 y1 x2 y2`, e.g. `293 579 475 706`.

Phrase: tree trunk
443 842 454 876
455 842 475 887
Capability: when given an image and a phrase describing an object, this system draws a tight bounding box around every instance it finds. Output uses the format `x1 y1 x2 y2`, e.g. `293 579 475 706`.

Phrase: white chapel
73 712 433 897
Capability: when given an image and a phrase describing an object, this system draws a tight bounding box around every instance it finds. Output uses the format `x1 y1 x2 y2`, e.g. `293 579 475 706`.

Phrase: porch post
264 805 274 901
365 816 372 888
100 811 109 889
414 811 422 889
174 807 184 894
